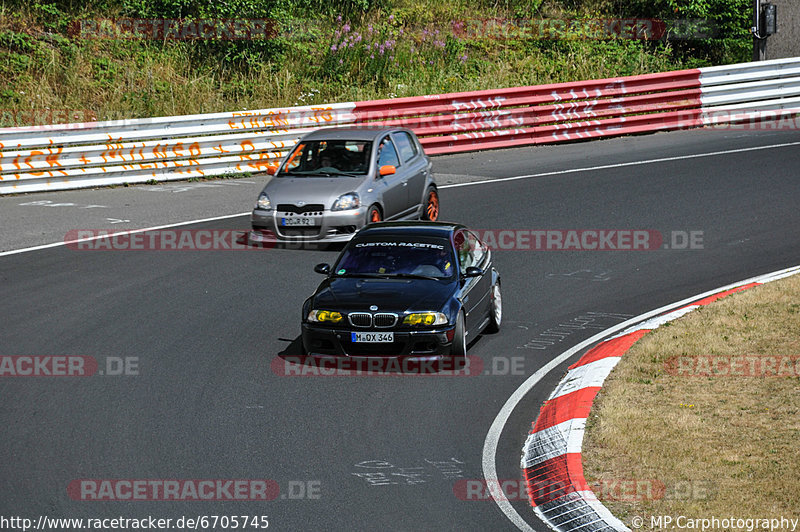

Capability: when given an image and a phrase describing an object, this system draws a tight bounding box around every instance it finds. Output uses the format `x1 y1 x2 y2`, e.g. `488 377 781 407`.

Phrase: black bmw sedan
301 221 501 365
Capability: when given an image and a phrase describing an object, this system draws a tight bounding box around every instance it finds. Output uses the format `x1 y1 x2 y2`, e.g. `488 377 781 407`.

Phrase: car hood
264 177 365 208
311 277 456 314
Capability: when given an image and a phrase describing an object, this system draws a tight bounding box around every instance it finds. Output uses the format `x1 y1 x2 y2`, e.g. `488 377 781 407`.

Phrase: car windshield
277 140 371 176
333 237 456 280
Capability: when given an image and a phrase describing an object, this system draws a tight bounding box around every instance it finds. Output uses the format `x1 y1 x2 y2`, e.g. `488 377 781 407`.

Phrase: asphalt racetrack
1 128 799 531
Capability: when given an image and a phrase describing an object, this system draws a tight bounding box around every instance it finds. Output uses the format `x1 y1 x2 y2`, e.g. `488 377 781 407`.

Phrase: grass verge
582 272 800 525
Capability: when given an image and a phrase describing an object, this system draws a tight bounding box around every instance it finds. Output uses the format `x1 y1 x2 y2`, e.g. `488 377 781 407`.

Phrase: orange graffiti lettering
239 140 255 160
311 107 334 123
45 147 63 168
25 151 44 169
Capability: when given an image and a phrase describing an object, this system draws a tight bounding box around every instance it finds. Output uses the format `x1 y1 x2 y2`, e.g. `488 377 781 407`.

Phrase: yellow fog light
403 312 447 326
308 310 344 323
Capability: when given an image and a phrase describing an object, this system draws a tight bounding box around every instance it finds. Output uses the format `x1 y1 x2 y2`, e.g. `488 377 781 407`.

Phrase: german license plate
281 217 316 226
351 332 394 343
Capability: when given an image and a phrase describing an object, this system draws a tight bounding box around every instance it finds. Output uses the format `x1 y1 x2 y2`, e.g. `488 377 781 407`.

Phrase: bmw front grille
373 313 398 328
347 312 399 328
348 312 372 327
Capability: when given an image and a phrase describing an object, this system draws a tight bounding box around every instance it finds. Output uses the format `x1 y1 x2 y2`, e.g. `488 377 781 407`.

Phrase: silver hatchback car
250 127 439 243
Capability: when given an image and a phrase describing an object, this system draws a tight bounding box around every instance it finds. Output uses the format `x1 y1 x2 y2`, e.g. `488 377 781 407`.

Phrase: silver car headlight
256 192 272 210
331 192 360 211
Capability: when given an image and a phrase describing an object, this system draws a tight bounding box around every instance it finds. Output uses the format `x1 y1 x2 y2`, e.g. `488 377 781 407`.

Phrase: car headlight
331 192 360 211
256 192 272 210
308 310 344 323
403 312 448 326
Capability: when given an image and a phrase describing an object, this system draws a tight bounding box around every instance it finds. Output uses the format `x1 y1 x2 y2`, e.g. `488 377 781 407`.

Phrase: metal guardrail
0 104 358 193
1 57 799 194
698 57 800 125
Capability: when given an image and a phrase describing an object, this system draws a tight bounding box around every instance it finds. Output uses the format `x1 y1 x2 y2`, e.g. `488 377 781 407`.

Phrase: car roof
300 127 414 142
354 221 465 240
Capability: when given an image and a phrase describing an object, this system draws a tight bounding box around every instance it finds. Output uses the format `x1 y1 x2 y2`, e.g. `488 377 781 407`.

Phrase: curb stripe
533 388 600 434
568 330 649 370
525 454 585 506
522 419 586 469
682 283 758 307
551 359 619 401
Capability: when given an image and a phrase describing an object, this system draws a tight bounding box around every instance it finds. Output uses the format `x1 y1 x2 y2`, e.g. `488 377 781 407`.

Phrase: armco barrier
520 265 800 532
1 57 799 194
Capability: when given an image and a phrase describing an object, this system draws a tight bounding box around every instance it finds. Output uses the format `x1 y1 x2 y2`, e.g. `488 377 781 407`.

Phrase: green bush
611 0 751 64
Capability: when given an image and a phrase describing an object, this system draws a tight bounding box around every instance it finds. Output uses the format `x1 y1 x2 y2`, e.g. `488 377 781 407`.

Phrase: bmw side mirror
379 165 396 177
266 165 278 176
314 263 331 275
463 266 484 278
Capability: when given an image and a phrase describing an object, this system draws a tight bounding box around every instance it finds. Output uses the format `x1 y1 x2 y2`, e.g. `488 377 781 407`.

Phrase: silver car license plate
351 332 394 343
281 217 316 226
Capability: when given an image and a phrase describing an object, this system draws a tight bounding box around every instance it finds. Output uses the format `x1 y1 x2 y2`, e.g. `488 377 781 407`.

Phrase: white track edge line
482 263 800 531
0 212 250 257
441 140 800 190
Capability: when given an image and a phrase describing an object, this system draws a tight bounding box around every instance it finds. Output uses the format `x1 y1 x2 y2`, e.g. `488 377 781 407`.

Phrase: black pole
753 0 766 61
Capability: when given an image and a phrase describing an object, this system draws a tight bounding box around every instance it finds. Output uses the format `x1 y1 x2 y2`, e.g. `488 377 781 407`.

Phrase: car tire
486 281 502 333
421 187 439 221
449 311 467 369
366 205 382 224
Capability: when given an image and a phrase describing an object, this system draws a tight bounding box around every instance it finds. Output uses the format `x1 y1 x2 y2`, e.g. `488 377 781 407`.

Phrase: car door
465 231 492 333
375 135 407 218
455 230 493 335
391 131 427 213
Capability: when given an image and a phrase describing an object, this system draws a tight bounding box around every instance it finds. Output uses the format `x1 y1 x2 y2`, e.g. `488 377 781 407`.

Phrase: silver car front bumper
251 207 366 242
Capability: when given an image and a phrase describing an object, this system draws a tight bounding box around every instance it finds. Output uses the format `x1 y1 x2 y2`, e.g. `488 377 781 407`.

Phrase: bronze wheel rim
426 191 439 221
370 209 381 222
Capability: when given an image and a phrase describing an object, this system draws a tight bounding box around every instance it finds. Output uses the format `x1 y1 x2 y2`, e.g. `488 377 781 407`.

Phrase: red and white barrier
520 265 800 532
1 57 798 194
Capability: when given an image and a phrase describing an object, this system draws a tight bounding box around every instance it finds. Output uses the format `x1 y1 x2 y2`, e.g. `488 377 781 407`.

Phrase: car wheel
422 187 439 221
449 311 467 369
367 205 382 224
486 281 502 333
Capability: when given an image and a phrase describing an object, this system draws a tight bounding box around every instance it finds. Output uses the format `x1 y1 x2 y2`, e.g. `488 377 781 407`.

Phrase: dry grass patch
583 273 800 524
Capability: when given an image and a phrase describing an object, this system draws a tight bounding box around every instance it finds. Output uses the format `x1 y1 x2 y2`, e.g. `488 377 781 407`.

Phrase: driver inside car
316 149 336 170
